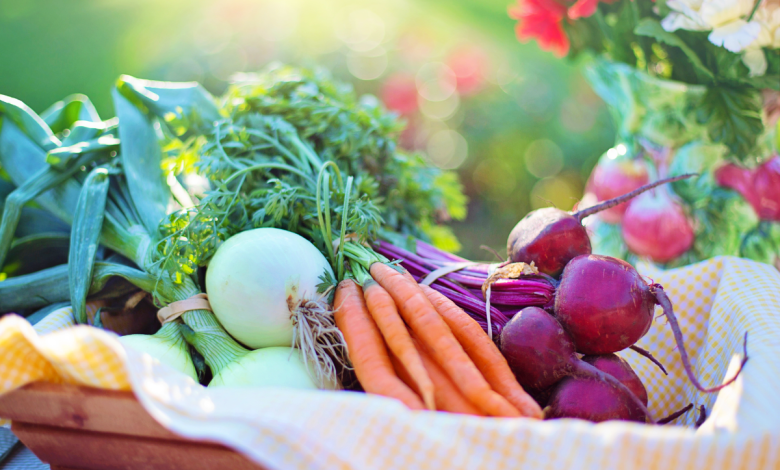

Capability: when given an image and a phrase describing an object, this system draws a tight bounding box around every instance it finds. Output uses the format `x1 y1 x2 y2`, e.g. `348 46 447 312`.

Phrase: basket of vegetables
0 67 778 470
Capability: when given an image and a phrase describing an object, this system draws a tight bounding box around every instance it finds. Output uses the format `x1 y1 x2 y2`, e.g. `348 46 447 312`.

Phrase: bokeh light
524 139 564 179
427 129 469 170
0 0 617 258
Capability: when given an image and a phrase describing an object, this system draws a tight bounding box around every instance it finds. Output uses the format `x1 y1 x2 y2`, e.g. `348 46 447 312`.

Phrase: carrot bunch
333 243 542 418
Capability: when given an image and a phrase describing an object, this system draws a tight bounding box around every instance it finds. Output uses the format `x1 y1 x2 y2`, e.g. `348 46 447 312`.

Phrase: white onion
209 347 337 389
120 323 197 381
206 228 334 349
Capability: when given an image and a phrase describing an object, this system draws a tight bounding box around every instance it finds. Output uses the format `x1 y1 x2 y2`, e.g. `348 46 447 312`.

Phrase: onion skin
507 208 592 277
583 354 648 406
621 188 694 263
554 255 655 355
587 159 649 224
716 156 780 222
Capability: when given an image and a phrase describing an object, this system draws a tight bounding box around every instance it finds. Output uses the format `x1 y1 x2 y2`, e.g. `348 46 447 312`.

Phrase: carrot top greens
153 65 466 290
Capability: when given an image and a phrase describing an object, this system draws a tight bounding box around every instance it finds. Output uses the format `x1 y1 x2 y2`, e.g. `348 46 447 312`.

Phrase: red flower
509 0 570 57
509 0 621 56
568 0 619 19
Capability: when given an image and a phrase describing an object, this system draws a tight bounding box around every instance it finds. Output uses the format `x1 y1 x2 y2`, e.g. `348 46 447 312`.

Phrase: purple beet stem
651 285 749 393
573 173 696 222
415 239 469 263
377 240 558 335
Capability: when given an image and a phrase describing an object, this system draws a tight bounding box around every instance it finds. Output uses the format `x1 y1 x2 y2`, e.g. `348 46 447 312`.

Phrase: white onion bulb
206 228 334 349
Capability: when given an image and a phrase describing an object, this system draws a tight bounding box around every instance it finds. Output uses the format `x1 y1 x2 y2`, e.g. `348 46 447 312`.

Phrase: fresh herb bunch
154 65 467 287
226 66 467 241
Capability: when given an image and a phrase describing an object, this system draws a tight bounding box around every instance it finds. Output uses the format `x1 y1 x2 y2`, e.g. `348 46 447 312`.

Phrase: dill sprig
153 65 466 291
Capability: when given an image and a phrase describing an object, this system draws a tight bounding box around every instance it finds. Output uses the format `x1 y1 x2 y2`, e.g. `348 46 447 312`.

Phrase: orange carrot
420 284 543 419
390 337 484 416
334 280 425 411
363 280 436 411
369 263 521 418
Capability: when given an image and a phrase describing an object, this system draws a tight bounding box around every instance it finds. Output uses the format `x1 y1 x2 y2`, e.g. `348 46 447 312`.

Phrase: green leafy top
225 66 466 238
556 0 780 161
154 66 466 286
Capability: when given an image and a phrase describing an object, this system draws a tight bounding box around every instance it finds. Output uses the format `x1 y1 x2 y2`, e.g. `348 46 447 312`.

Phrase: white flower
663 0 761 52
709 19 762 51
741 0 780 76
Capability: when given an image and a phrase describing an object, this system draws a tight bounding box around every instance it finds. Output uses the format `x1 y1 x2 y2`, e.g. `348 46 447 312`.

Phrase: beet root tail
650 284 749 393
573 173 697 222
658 403 693 425
629 344 669 376
695 405 707 428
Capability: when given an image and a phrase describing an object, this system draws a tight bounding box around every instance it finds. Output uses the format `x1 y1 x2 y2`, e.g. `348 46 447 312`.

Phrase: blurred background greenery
0 0 615 259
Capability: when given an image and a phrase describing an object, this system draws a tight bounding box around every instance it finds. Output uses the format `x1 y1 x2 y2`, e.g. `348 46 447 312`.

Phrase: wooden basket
0 382 266 470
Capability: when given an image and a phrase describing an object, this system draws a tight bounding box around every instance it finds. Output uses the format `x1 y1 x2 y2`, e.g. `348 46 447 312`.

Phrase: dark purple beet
545 369 647 423
507 174 694 277
527 386 554 408
554 254 655 355
507 208 591 277
499 306 654 423
583 354 648 406
555 254 750 394
499 306 575 390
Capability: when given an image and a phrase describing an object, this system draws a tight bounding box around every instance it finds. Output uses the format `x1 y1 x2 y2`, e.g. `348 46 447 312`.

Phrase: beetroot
507 174 694 276
555 254 749 393
583 354 648 406
555 255 655 354
545 369 647 423
500 306 654 423
716 155 780 222
587 158 649 224
499 306 576 390
621 186 695 263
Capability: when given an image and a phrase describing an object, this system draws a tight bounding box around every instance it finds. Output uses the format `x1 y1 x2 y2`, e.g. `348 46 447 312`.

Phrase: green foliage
697 86 764 160
155 65 467 283
225 66 467 238
567 1 779 160
634 19 714 83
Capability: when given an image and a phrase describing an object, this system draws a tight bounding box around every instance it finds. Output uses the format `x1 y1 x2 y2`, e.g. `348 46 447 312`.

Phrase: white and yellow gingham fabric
0 256 779 470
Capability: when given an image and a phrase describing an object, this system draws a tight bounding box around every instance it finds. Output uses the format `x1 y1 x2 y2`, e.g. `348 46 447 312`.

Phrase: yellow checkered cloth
0 256 778 470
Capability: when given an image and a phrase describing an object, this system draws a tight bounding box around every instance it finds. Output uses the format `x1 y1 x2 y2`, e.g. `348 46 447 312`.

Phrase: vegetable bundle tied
335 242 543 418
0 66 469 392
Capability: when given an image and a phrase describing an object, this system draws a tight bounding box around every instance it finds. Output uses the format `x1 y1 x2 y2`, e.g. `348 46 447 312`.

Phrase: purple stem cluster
375 240 557 335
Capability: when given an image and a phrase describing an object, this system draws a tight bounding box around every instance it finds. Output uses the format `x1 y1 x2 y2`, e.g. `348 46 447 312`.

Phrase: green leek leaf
4 232 70 277
112 88 172 237
0 261 155 313
0 111 82 223
69 167 110 324
40 94 101 133
115 75 220 129
0 150 103 269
